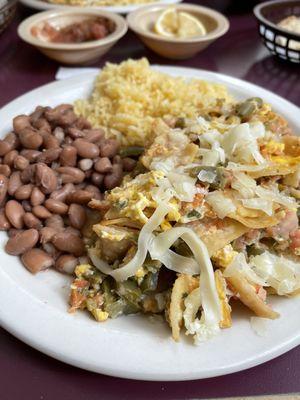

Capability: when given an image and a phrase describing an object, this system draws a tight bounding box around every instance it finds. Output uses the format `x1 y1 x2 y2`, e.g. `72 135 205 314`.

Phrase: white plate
19 0 182 14
0 66 299 381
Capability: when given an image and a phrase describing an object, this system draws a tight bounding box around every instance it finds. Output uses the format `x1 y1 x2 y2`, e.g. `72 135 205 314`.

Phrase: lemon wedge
154 8 207 39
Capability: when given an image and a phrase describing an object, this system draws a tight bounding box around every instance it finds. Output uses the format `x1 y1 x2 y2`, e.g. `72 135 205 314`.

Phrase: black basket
0 0 17 35
254 0 300 63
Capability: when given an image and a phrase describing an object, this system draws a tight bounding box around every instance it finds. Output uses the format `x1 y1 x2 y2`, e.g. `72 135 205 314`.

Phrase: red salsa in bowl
31 17 115 43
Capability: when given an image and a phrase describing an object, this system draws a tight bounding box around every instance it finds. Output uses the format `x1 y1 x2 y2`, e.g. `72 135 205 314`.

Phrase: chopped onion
250 251 300 295
255 186 297 210
197 169 217 184
222 123 265 165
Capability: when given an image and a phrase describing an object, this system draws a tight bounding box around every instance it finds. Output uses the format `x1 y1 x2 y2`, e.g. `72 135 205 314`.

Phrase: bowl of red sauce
18 9 128 65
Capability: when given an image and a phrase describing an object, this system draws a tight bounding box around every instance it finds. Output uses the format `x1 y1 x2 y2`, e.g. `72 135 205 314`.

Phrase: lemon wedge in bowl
154 8 207 39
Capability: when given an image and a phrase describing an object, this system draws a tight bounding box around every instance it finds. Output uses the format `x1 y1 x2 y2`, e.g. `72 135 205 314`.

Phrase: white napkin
55 67 99 80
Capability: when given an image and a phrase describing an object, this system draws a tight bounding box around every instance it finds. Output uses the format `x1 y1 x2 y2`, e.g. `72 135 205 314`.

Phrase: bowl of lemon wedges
127 3 229 59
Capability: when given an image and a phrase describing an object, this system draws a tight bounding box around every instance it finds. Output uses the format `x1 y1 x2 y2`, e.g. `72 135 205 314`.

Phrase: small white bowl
127 3 229 59
18 9 128 65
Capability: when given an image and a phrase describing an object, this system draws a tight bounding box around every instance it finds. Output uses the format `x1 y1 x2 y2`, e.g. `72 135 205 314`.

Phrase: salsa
34 17 115 43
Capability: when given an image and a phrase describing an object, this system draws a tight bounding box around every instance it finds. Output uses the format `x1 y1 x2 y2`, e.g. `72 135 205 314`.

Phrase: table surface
0 1 300 399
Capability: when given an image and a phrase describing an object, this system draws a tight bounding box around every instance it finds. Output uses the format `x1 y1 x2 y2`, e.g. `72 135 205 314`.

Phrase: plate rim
18 0 182 13
0 66 299 381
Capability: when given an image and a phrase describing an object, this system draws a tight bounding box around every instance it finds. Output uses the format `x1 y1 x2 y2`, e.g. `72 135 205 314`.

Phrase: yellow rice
75 58 233 146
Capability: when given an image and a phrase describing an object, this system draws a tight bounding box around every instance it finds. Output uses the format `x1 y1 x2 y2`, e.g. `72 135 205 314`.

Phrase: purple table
0 2 300 399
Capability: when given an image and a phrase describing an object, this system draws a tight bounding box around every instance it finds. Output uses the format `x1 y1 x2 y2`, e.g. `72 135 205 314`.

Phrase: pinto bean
64 136 73 145
51 231 85 256
14 155 29 171
84 184 102 200
13 115 31 134
33 117 51 134
74 182 86 190
76 116 91 130
65 226 81 237
20 164 36 184
68 204 86 229
0 164 11 177
35 163 58 194
8 228 23 238
37 148 61 164
122 157 137 172
78 158 93 171
40 227 56 243
23 212 43 229
14 184 33 200
56 166 85 184
66 190 92 205
19 128 43 149
32 205 52 219
55 254 78 275
53 127 65 144
0 140 13 156
91 172 104 187
29 106 46 124
45 214 64 230
4 150 18 166
68 127 84 139
44 199 68 215
21 248 54 273
94 157 112 174
43 134 60 149
4 132 20 150
20 149 41 162
103 164 123 190
5 200 25 228
30 187 45 206
5 228 39 255
45 104 77 127
84 129 104 143
100 139 119 158
22 200 32 212
50 183 75 202
0 174 8 206
8 171 22 195
73 139 99 159
59 146 77 167
0 209 11 230
42 242 61 259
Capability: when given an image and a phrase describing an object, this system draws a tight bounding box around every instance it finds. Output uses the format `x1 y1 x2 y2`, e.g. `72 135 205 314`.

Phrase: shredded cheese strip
109 203 172 281
88 248 112 275
150 227 222 326
156 249 199 275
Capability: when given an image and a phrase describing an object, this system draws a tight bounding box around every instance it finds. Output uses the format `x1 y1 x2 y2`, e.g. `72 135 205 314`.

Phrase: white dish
19 0 182 14
0 66 299 381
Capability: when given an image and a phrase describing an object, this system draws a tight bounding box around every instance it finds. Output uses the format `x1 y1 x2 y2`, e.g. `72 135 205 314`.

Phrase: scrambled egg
212 245 237 268
261 140 285 156
105 170 181 227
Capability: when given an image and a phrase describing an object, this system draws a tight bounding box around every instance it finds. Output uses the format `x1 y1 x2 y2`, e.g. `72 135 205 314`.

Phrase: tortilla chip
283 135 300 157
215 270 232 329
187 218 250 256
227 272 279 319
168 274 199 341
228 208 285 229
248 163 298 179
